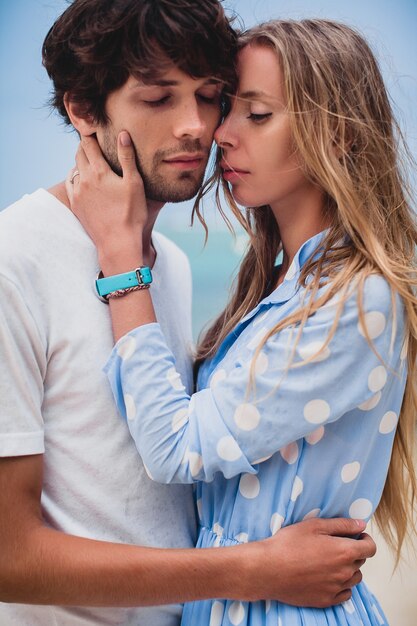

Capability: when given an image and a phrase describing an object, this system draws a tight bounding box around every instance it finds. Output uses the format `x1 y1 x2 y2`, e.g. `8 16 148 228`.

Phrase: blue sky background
1 0 416 334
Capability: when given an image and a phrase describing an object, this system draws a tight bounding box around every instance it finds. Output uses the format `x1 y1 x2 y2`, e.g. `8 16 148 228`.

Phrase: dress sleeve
0 275 46 456
104 274 405 483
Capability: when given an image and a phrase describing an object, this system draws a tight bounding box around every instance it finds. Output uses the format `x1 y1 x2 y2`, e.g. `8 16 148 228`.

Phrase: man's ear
64 93 99 136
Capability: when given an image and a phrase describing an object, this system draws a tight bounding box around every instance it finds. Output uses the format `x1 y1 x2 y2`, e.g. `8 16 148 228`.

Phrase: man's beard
102 129 208 203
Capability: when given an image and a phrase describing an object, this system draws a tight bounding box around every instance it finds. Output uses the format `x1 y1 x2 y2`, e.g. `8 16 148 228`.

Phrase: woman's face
215 44 313 210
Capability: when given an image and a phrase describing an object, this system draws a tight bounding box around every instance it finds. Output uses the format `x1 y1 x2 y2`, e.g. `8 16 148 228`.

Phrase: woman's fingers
80 134 109 176
76 141 89 167
117 131 143 183
65 168 76 203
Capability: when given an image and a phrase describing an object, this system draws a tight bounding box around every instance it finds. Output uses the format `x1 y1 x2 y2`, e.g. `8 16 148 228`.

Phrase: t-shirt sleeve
105 274 405 484
0 275 46 456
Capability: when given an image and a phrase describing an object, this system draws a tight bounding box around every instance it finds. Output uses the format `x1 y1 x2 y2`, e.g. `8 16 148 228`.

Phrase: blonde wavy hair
193 19 417 561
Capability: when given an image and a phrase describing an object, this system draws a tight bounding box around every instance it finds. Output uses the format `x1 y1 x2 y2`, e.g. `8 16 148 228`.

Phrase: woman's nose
214 116 236 148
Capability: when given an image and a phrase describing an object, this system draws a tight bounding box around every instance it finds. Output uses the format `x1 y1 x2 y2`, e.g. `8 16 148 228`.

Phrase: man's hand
244 517 375 607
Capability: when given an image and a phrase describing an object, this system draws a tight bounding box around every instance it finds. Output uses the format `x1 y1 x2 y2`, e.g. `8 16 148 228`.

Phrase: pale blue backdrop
1 0 416 337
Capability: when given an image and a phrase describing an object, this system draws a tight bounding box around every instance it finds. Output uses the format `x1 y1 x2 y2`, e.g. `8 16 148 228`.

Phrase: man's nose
173 100 206 139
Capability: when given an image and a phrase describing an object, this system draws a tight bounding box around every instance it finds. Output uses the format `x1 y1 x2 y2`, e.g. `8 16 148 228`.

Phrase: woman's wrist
98 247 144 277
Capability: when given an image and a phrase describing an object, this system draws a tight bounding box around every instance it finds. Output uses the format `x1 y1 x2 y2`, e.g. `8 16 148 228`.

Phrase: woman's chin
231 189 263 208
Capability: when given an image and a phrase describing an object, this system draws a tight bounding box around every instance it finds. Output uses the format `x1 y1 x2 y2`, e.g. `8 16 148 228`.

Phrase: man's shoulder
0 189 60 246
1 188 52 221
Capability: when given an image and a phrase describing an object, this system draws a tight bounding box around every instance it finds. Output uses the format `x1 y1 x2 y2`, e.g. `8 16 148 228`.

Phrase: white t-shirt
0 189 197 625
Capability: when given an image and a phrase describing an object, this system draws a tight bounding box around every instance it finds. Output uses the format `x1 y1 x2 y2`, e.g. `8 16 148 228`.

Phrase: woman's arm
69 133 405 486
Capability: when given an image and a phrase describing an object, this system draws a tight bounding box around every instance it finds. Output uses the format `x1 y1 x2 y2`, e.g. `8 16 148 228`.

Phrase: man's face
96 66 223 203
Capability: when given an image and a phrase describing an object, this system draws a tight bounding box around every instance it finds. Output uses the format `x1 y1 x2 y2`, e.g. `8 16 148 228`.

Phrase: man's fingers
344 569 363 588
355 533 377 558
117 131 142 181
334 589 353 605
316 517 366 537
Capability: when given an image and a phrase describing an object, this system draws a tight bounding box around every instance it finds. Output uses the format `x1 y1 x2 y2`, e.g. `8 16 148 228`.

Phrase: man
0 1 375 624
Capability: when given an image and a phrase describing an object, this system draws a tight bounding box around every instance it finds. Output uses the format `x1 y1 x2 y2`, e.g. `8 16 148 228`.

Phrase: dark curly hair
42 0 238 125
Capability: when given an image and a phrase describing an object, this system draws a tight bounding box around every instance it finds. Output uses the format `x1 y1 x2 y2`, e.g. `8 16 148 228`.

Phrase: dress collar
206 230 329 371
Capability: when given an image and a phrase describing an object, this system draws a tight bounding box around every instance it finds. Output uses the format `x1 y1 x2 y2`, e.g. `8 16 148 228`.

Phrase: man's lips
163 153 206 170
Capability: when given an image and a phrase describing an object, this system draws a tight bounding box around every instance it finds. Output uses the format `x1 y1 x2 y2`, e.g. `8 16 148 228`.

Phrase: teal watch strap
96 266 152 297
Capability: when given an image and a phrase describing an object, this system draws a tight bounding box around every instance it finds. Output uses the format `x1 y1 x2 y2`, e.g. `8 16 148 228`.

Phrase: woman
68 19 416 626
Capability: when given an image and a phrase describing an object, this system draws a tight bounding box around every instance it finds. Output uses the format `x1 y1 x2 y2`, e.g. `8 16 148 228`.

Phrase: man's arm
0 453 374 608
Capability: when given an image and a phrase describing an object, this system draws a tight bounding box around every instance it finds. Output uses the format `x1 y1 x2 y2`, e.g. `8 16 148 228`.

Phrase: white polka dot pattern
341 461 360 483
239 474 260 499
234 403 261 431
216 436 242 462
298 341 331 362
103 235 406 626
228 601 245 625
368 366 387 393
304 399 331 424
358 311 386 340
209 601 224 626
166 367 185 391
280 442 299 464
188 452 203 478
343 599 355 614
303 508 321 520
305 426 325 445
379 411 398 434
270 513 284 535
372 603 385 625
116 335 136 360
252 453 273 464
349 498 373 519
358 392 381 411
124 394 136 421
290 476 303 502
210 369 227 389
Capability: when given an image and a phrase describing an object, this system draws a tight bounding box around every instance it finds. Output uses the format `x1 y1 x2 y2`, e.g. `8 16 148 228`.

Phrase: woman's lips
221 166 250 182
220 160 250 182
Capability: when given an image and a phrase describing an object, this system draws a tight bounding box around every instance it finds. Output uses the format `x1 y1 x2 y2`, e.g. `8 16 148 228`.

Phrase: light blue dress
105 232 407 626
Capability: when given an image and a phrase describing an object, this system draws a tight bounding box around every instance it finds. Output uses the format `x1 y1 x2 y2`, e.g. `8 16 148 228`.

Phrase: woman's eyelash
248 112 273 122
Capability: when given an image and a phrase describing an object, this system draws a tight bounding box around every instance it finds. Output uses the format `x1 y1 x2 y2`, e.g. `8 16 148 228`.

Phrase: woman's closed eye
247 112 273 123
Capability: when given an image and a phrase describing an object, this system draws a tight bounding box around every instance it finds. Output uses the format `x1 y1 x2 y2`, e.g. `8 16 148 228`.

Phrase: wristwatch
95 266 153 301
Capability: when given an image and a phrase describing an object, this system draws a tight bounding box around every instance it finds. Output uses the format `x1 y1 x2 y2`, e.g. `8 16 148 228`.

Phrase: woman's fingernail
120 131 131 147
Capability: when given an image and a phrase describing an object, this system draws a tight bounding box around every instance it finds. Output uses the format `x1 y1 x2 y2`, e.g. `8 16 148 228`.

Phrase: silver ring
70 169 80 184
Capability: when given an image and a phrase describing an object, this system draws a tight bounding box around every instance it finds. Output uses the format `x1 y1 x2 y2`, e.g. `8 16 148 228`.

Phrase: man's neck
48 181 163 268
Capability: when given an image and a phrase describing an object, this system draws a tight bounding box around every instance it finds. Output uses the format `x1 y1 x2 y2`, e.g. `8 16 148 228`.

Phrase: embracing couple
1 1 416 625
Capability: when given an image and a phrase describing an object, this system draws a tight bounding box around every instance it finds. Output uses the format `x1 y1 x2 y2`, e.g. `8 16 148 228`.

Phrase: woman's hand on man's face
65 131 147 265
